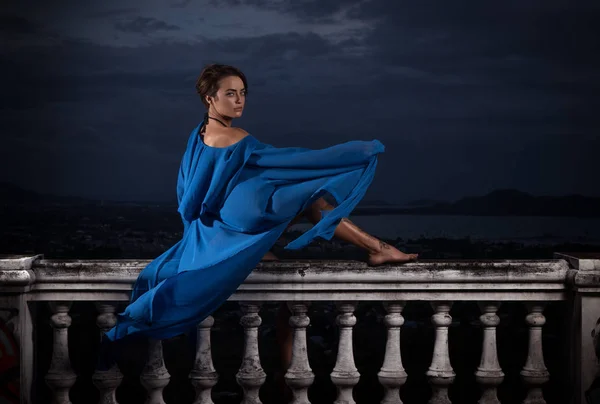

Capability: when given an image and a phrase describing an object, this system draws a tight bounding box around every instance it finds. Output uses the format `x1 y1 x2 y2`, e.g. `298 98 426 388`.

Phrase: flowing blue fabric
104 121 385 341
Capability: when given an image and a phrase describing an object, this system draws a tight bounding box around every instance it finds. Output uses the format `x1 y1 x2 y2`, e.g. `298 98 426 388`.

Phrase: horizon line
1 181 598 206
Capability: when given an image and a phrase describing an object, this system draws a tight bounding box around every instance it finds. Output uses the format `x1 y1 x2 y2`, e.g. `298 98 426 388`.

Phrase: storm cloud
115 16 181 34
0 1 598 202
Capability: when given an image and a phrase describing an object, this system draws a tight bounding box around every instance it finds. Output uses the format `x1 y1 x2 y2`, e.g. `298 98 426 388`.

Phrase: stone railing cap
554 252 600 271
0 254 43 270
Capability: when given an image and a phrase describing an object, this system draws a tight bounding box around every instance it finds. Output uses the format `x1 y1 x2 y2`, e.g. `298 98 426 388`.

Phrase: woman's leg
305 197 418 266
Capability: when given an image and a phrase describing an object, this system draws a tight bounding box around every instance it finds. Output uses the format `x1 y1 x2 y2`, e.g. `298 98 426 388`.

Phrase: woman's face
208 75 246 119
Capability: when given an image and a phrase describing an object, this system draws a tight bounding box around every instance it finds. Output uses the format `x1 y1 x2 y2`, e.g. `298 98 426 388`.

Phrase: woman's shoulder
231 127 248 136
203 126 250 148
230 127 249 140
225 127 250 145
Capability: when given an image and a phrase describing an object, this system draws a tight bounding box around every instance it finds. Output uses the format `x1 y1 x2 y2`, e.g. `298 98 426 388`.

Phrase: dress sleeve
238 139 385 249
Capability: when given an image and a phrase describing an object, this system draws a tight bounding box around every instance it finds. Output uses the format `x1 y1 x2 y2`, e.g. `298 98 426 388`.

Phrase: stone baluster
426 302 455 404
520 303 550 404
45 302 77 404
189 316 219 404
92 303 124 404
236 303 266 404
284 302 315 404
474 302 504 404
140 339 170 404
377 302 408 404
330 302 360 404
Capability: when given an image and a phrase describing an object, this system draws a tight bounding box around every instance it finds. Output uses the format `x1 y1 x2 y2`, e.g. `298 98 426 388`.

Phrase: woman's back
201 124 249 148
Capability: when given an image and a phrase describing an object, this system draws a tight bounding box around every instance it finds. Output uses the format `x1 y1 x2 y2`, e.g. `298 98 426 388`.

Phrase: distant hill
354 189 600 217
400 198 444 208
2 183 599 217
357 199 394 207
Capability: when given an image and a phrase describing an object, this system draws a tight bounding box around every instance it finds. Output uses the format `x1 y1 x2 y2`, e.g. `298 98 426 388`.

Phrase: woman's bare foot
261 251 279 261
367 241 418 266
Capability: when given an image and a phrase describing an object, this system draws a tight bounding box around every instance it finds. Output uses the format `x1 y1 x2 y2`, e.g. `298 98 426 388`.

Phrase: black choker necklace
201 112 228 134
208 116 227 127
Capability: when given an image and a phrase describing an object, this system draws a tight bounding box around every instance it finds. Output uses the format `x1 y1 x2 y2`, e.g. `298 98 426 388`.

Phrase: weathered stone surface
521 303 550 404
45 302 77 404
555 253 600 403
285 303 314 404
92 303 123 404
475 302 503 404
378 302 407 404
140 339 170 404
236 303 266 404
426 302 455 404
330 302 359 404
189 315 218 404
1 254 598 403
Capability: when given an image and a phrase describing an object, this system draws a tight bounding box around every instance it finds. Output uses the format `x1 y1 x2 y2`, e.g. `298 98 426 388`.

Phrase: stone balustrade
1 253 599 404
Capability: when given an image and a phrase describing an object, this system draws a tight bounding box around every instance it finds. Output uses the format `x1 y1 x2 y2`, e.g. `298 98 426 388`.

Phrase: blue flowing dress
104 121 385 341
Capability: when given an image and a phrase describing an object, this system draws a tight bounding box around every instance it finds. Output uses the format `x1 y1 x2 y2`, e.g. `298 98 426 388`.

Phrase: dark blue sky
1 1 598 203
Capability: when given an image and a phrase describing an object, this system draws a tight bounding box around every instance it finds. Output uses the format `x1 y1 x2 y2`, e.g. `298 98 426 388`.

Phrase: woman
102 64 417 368
196 64 417 265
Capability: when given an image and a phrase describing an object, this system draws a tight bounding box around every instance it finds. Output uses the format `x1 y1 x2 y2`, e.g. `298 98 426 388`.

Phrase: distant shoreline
3 182 600 217
351 207 600 218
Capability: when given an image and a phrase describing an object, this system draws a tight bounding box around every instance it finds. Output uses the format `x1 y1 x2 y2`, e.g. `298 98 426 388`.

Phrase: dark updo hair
195 64 249 109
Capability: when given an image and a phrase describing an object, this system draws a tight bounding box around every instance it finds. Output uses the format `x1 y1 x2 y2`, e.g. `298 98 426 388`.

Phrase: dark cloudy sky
1 0 598 204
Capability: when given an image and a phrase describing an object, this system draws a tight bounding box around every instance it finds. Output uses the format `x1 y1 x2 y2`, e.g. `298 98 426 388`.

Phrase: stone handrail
1 253 599 404
1 257 574 299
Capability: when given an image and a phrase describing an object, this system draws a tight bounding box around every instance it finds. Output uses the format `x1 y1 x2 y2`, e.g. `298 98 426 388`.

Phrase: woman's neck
208 113 232 127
